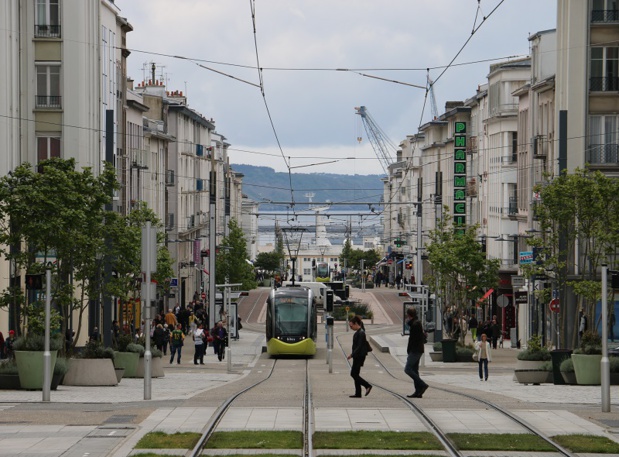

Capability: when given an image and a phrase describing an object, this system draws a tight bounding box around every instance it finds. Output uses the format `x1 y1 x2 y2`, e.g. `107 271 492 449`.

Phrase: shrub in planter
572 331 603 385
610 356 619 385
0 360 21 389
14 334 63 390
573 330 602 355
517 335 551 361
433 342 442 352
78 340 115 360
456 344 475 362
560 357 577 385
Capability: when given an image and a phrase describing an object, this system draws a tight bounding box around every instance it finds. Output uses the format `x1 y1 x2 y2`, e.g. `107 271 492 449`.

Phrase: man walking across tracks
404 307 429 398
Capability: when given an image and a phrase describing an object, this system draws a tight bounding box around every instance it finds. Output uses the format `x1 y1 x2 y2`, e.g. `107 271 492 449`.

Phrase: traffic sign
201 292 206 299
497 294 509 308
345 306 350 312
549 298 560 313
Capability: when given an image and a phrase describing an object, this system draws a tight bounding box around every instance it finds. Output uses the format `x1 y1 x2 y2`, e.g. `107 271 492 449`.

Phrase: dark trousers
215 341 225 361
491 337 498 349
169 344 182 364
478 358 489 380
350 358 371 396
194 343 205 364
404 352 427 394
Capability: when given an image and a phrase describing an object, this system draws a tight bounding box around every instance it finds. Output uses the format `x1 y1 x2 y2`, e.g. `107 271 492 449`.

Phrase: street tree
215 219 257 290
425 211 500 341
0 158 116 348
254 251 284 274
524 167 619 347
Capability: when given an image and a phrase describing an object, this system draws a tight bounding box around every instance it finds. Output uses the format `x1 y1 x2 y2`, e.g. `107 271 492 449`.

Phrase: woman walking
346 316 372 398
474 333 492 381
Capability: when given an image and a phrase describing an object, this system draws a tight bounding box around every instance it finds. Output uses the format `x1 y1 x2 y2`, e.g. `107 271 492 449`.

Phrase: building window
37 136 61 167
587 115 619 164
36 64 61 108
35 0 60 37
590 46 619 91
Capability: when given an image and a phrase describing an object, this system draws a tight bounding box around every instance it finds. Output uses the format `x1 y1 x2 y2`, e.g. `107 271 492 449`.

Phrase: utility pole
208 147 217 331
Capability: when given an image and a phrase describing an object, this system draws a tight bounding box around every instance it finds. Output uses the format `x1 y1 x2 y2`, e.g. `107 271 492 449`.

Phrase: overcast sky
116 0 556 176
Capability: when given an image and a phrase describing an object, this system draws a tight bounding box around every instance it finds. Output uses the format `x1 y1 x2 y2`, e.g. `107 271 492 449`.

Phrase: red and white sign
549 298 560 313
201 293 206 299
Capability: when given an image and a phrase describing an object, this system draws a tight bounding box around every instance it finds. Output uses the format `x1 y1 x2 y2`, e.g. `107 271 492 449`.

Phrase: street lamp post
282 227 306 286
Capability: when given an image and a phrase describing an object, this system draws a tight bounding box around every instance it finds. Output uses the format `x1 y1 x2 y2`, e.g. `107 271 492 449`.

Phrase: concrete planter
572 354 603 385
62 359 117 386
113 352 140 378
561 371 577 385
0 374 21 389
15 350 58 390
114 368 125 383
135 356 165 378
429 352 443 362
515 359 547 370
514 369 553 385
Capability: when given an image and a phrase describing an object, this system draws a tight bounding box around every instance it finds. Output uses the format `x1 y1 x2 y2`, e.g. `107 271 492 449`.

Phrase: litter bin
441 339 457 363
550 349 572 385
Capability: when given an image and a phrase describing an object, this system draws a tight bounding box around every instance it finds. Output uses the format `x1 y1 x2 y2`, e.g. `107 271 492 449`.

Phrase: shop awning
478 288 494 303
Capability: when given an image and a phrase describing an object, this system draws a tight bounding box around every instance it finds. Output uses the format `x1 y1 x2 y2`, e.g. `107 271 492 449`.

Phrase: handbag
472 352 479 362
365 340 373 353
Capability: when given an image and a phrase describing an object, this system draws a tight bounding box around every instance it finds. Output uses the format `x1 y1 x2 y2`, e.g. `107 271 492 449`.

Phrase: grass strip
553 434 619 454
132 454 184 457
205 430 303 449
313 431 442 450
134 431 201 449
448 433 555 451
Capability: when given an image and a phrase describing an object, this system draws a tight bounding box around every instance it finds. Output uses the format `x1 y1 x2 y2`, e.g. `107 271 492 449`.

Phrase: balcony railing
591 9 619 22
508 197 518 216
34 24 61 38
586 144 619 165
590 77 619 91
36 95 62 108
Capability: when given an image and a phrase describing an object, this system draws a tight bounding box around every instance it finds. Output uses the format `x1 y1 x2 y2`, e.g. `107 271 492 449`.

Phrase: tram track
189 357 315 457
334 331 578 457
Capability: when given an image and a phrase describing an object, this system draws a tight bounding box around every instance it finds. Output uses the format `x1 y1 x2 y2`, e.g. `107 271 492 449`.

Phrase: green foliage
151 347 163 358
539 361 553 372
346 248 381 270
215 219 257 290
560 357 574 373
433 341 442 352
456 345 474 358
135 431 201 450
517 335 551 361
22 303 63 336
425 214 500 314
610 356 619 374
126 343 145 356
339 238 353 271
0 360 19 375
115 333 133 352
254 251 284 273
553 434 619 454
0 159 117 343
78 340 115 359
574 330 602 355
13 333 63 351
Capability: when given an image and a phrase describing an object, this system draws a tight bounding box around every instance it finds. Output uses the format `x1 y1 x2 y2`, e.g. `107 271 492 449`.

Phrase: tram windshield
274 296 308 336
316 262 329 279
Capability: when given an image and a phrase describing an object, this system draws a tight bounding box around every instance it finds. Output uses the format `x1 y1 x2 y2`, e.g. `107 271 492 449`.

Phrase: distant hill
232 164 384 211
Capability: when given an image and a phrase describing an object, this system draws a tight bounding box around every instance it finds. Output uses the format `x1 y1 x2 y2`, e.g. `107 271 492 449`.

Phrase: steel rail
188 358 278 457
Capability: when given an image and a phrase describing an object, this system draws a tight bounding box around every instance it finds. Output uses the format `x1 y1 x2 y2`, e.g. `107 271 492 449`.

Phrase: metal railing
36 95 62 108
591 9 619 22
34 24 61 38
586 144 619 164
508 197 518 216
590 77 619 91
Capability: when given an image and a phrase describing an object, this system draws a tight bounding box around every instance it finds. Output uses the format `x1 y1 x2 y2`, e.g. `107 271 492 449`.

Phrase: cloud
118 0 556 175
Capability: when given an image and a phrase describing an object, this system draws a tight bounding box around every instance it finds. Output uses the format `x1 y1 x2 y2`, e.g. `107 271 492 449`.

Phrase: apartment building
0 0 131 340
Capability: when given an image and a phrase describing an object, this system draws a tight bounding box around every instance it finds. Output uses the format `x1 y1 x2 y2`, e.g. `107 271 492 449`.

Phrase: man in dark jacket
346 316 372 398
404 307 429 398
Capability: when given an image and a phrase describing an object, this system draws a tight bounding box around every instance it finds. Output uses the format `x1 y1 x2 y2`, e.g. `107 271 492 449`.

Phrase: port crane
355 106 397 174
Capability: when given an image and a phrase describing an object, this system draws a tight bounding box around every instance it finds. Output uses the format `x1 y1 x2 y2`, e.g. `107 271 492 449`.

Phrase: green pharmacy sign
453 121 467 233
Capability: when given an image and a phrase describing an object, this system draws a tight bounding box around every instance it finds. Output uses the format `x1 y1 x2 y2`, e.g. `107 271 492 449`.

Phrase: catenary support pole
42 268 52 402
601 265 610 412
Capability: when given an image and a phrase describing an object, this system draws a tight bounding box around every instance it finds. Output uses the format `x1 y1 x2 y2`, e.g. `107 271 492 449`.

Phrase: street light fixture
281 227 306 286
